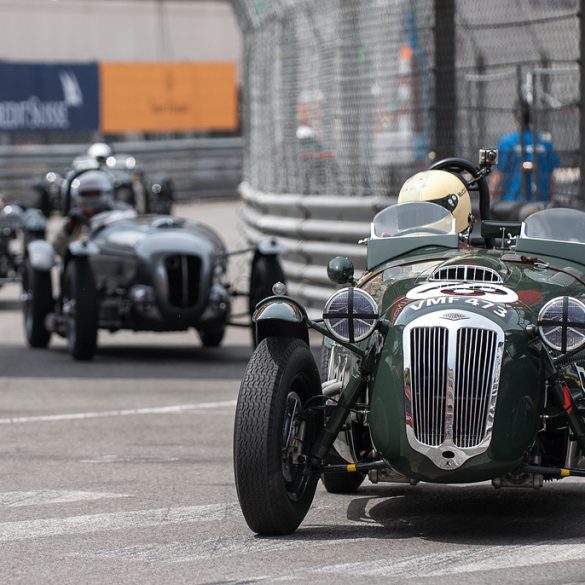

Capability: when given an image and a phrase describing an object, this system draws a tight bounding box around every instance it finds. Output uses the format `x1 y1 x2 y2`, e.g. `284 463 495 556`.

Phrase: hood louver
429 265 503 284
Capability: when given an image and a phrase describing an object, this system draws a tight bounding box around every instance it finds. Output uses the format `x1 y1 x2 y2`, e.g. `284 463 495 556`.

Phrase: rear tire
234 337 322 535
64 260 98 361
319 342 332 382
321 448 366 494
317 342 365 493
248 254 285 317
23 260 53 348
249 253 285 347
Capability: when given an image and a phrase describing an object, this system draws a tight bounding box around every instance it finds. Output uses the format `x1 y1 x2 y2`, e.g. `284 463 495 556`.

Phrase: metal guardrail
240 182 395 312
0 137 243 205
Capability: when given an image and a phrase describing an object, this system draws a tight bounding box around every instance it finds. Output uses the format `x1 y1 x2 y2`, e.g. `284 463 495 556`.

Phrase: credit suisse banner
0 62 237 133
0 62 99 132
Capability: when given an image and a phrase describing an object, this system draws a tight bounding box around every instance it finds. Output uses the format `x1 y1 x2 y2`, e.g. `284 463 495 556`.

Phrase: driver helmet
87 142 113 165
70 170 115 215
397 169 472 233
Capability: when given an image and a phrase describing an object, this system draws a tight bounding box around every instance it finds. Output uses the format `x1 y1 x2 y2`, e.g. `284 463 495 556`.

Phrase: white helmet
87 142 113 164
70 170 115 213
398 169 472 233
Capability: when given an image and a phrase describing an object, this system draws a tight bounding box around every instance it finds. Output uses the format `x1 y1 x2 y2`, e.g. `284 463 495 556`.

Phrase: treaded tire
319 342 332 382
321 448 366 494
317 343 365 493
65 260 98 361
23 260 53 348
249 254 286 347
234 337 322 535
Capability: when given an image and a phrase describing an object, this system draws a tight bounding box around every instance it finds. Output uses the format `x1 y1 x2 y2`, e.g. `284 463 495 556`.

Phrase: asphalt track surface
1 201 585 584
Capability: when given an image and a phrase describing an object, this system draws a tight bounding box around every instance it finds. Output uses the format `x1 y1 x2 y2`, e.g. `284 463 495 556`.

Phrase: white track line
71 535 330 563
314 541 585 577
0 503 240 542
0 400 237 424
0 490 128 507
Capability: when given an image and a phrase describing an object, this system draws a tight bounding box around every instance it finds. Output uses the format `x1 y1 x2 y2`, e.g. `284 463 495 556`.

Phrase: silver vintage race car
23 167 283 360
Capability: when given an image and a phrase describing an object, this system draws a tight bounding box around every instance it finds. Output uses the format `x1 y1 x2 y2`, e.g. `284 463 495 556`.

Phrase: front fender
27 239 55 271
254 296 309 345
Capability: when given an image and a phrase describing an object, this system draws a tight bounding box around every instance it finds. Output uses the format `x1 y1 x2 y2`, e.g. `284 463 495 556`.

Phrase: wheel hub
281 391 309 490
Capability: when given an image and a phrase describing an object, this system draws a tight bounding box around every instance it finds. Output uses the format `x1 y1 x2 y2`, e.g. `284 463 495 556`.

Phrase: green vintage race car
233 151 585 535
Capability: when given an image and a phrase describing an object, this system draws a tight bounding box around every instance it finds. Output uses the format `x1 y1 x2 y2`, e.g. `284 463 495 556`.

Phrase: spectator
489 100 560 205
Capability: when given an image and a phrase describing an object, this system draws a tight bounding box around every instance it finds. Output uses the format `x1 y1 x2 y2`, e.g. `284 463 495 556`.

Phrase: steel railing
0 137 243 205
240 182 395 312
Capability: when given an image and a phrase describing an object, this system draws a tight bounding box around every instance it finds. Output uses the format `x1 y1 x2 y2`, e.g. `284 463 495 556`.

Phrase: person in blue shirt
489 101 560 204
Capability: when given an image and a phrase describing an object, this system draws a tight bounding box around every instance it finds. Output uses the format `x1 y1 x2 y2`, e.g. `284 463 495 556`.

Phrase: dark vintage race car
0 198 23 288
23 168 283 360
0 197 47 290
234 150 585 535
34 143 174 217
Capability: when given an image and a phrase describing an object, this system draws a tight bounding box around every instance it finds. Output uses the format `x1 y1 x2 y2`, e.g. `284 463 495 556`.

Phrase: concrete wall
0 1 241 77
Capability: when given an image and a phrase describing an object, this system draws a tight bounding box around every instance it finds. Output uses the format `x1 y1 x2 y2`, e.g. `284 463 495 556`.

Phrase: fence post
339 0 363 196
580 0 585 205
433 0 456 160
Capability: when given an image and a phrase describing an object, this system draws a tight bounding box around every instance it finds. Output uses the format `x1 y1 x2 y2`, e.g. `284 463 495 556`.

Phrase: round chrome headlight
323 287 379 343
537 296 585 353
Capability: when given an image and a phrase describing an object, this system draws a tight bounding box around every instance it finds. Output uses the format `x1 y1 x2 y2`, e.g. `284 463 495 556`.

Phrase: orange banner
99 62 237 133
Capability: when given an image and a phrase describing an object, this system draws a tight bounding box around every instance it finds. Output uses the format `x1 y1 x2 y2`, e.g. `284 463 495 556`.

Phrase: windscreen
372 202 454 238
523 208 585 244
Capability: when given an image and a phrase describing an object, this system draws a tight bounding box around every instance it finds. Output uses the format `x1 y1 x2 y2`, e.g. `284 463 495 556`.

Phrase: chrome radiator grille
164 254 201 308
409 325 498 448
409 327 448 446
454 328 498 447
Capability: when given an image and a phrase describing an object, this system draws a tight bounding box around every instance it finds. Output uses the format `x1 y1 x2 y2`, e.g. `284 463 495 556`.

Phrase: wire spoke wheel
280 390 313 501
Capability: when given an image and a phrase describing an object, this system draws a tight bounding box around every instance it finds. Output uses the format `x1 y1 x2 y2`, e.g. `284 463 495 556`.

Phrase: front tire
198 327 225 347
234 337 322 535
64 259 98 360
22 261 53 348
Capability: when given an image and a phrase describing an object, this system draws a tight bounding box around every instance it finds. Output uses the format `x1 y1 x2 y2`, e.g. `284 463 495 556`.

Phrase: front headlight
537 296 585 353
323 287 379 343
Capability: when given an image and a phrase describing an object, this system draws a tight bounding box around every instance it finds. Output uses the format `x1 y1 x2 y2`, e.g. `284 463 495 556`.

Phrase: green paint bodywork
254 296 306 323
330 246 585 483
367 315 544 483
253 296 310 344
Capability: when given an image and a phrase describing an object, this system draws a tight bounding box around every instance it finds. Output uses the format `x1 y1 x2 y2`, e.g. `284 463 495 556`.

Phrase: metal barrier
240 182 395 312
0 137 242 205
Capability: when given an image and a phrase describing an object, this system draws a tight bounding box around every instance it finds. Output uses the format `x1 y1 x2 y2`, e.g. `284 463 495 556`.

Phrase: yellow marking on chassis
346 464 357 473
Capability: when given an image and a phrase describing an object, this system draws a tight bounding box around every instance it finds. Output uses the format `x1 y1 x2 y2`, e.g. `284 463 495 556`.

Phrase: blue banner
0 62 99 132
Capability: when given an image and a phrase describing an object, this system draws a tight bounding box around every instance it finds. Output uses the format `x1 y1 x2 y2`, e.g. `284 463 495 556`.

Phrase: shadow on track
0 341 252 379
280 482 585 547
323 482 585 545
0 298 22 312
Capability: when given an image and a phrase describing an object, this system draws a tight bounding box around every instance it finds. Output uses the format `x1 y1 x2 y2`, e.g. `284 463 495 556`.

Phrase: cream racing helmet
397 169 472 233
